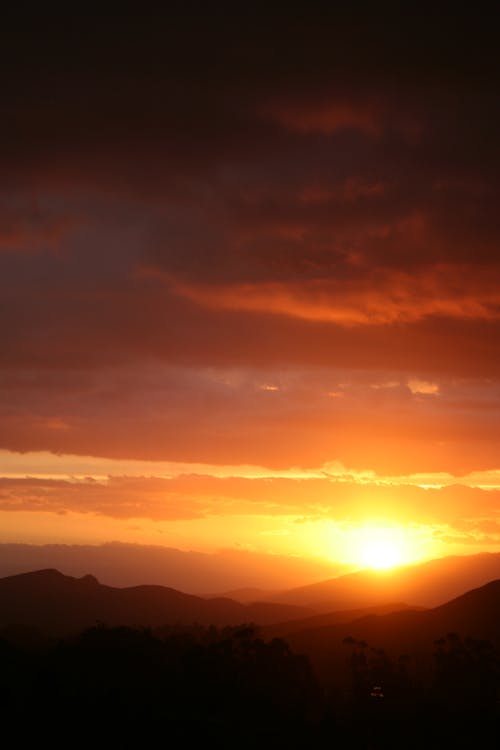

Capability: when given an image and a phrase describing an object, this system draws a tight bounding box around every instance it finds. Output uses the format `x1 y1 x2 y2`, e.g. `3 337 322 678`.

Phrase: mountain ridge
0 568 314 635
278 577 500 686
270 551 500 610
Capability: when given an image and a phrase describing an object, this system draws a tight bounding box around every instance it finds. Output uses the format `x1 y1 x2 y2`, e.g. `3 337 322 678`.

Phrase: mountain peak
21 568 65 579
79 574 99 585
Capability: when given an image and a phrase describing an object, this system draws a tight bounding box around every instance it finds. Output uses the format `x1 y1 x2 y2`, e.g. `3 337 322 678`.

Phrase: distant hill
282 579 500 686
0 542 342 593
262 601 422 640
0 569 313 636
272 552 500 610
205 587 278 603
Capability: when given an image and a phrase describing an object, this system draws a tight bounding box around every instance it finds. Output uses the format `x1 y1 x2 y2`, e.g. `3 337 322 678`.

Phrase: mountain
205 587 278 603
280 579 500 686
272 552 500 610
4 566 500 694
262 601 422 640
2 544 499 610
0 569 313 636
0 542 342 593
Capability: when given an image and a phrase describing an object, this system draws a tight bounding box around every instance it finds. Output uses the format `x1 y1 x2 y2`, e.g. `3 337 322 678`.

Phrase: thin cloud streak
168 266 500 325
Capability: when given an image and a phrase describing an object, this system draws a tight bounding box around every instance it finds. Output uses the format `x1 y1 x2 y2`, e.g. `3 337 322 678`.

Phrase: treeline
339 632 500 747
0 624 320 745
1 625 500 746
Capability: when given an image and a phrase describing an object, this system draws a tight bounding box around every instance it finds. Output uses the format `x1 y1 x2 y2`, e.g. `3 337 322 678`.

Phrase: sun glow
349 524 417 570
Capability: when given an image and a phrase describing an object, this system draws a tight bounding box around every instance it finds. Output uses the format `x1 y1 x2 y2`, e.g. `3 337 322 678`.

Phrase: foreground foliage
1 624 499 747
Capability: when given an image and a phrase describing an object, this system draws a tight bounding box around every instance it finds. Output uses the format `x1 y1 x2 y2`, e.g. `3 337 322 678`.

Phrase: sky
1 7 500 577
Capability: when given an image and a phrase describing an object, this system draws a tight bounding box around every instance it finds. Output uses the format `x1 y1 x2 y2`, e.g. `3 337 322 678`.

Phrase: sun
314 519 437 571
359 537 402 570
353 524 408 570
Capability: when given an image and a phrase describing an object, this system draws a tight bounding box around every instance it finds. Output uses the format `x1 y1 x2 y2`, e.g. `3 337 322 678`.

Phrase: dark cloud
0 6 499 479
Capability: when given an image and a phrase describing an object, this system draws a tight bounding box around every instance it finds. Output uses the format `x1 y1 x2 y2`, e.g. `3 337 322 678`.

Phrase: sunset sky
1 8 500 577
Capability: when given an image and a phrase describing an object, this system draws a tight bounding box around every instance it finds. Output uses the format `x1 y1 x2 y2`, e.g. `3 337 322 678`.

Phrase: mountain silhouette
262 601 422 640
0 569 312 635
271 552 500 610
0 541 341 593
278 578 500 686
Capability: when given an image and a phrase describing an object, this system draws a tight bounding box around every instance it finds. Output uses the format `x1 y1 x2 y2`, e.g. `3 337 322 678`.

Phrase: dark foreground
1 624 499 748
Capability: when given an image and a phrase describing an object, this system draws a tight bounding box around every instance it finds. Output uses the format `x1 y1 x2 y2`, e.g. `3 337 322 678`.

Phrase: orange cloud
169 265 500 326
408 379 440 395
263 100 382 136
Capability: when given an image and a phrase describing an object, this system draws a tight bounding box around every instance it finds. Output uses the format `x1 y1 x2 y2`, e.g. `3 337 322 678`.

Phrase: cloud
408 379 440 396
2 365 500 474
0 194 74 254
262 100 383 136
1 471 500 541
166 265 500 326
0 6 499 509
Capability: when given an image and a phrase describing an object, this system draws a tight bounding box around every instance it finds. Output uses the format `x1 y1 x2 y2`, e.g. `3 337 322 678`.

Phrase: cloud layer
1 8 499 556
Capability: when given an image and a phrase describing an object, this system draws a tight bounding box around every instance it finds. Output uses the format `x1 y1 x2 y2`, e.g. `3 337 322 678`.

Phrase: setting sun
312 519 440 571
349 524 415 570
359 537 402 569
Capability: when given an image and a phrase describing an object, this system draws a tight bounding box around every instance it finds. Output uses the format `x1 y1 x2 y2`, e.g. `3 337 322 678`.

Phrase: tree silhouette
433 632 500 714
